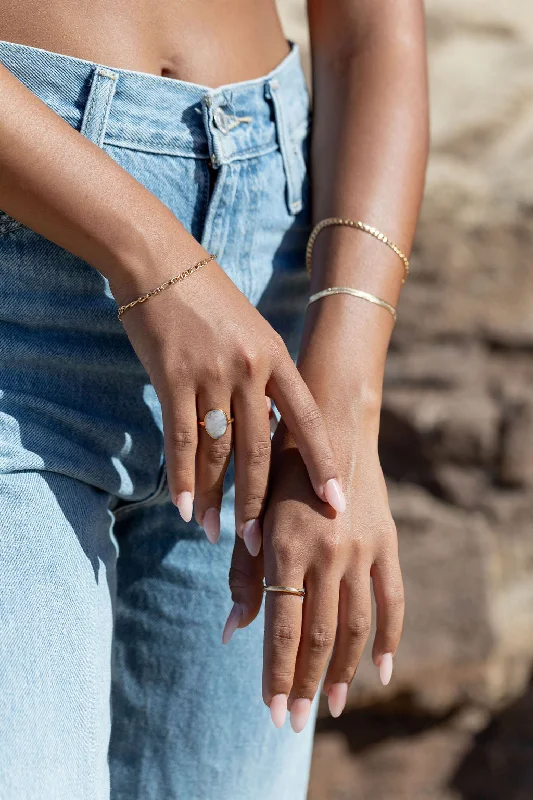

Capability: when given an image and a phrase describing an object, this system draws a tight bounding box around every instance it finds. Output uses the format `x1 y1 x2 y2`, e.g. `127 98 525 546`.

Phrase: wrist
103 203 206 306
300 369 382 462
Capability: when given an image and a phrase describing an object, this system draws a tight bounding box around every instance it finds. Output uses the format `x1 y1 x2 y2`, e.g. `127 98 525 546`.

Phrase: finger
163 392 198 523
288 575 339 732
222 535 265 644
232 386 271 556
262 563 304 729
267 357 345 514
194 395 234 543
371 543 405 686
323 570 372 717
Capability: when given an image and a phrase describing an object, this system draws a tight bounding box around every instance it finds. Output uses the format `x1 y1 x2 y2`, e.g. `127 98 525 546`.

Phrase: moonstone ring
198 409 234 440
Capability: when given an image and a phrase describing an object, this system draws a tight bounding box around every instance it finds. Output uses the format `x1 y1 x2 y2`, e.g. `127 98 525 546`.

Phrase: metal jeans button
213 107 229 134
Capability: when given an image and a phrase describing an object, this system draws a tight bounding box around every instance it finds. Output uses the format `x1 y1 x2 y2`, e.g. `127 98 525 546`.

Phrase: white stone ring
198 409 234 440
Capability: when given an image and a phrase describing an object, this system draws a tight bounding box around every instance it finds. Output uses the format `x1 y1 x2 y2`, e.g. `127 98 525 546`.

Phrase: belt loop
266 78 303 215
80 66 119 147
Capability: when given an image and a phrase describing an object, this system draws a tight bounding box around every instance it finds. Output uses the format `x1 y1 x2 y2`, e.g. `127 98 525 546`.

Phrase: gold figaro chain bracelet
306 218 409 283
117 254 217 321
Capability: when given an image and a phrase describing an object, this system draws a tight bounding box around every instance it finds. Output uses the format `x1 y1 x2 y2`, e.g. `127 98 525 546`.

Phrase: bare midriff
0 0 290 86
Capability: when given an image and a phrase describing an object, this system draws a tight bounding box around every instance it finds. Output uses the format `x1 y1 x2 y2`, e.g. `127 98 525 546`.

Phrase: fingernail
379 653 394 686
203 507 220 544
269 694 287 728
242 519 262 557
290 698 312 733
327 682 348 718
324 479 346 514
175 491 193 522
222 602 242 645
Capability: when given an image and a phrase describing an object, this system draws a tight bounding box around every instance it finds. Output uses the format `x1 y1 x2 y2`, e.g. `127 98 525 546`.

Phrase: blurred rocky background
277 1 533 797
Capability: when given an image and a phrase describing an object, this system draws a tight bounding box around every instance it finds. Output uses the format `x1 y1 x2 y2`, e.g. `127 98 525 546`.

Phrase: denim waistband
0 38 310 171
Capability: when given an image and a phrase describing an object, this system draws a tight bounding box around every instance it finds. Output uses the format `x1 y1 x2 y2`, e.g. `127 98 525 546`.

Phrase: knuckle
298 403 324 432
269 539 295 568
269 331 286 359
207 438 232 466
384 587 405 612
203 354 227 383
319 536 340 565
307 626 335 654
228 565 255 591
270 623 299 645
292 680 319 700
242 493 266 520
168 428 196 453
269 668 294 691
236 347 263 379
332 666 358 685
346 614 372 641
245 439 271 468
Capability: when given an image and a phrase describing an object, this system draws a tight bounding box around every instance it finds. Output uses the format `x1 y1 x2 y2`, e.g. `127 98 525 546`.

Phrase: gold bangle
307 286 397 323
117 253 217 321
306 218 409 283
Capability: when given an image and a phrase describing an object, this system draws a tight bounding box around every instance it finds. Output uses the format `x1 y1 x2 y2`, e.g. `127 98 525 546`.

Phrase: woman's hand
225 410 404 732
112 242 345 548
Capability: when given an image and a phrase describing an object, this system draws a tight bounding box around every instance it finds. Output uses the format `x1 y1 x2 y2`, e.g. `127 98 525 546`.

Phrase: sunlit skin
0 0 429 732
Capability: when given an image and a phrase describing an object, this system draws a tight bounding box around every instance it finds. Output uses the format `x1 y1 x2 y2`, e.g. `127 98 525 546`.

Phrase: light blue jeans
0 39 318 800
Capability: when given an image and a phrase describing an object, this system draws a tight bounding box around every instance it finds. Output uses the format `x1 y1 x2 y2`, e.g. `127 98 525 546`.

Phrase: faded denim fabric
0 39 317 800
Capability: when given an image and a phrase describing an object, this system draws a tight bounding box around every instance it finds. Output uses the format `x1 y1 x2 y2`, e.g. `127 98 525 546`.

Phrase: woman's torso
0 0 289 85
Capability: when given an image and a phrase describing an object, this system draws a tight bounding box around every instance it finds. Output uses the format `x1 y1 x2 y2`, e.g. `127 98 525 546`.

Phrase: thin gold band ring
263 584 305 598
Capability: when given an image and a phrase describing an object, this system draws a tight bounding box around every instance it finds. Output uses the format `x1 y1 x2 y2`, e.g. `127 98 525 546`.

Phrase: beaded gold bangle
117 254 217 321
307 286 397 322
306 218 409 283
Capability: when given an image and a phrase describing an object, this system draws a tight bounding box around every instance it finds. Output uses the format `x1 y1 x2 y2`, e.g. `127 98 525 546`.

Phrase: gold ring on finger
263 583 305 598
198 409 234 440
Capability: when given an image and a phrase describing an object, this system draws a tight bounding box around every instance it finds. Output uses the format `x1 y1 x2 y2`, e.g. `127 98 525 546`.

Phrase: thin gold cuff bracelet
306 218 409 283
307 286 397 323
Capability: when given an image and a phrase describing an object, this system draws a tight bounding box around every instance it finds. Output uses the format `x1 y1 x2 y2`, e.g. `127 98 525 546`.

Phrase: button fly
213 107 230 135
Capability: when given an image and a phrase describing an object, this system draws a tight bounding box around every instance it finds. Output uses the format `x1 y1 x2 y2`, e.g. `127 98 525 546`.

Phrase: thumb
222 534 264 644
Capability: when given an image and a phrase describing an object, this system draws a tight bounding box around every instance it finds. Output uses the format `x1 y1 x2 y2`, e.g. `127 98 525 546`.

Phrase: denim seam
102 138 279 161
200 163 230 261
87 526 99 800
112 462 168 519
199 159 211 235
267 81 303 215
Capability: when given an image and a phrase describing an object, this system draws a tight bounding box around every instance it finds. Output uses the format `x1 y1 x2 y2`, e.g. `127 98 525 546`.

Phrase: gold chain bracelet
117 254 217 321
306 218 409 283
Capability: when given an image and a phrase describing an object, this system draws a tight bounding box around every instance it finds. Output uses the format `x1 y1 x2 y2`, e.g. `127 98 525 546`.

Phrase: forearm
300 0 429 444
0 63 199 301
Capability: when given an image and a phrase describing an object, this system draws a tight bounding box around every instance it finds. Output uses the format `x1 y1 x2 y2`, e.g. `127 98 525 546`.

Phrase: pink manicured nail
222 602 242 645
379 653 394 686
324 479 346 514
203 507 220 544
269 694 287 728
290 698 312 733
175 491 193 522
327 682 348 718
242 519 262 557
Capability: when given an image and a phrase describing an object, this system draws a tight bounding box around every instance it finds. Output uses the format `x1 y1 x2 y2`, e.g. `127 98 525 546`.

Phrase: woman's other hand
225 412 404 732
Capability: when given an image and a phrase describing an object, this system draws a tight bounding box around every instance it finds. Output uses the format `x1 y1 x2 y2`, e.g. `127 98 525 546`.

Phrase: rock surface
276 0 533 796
